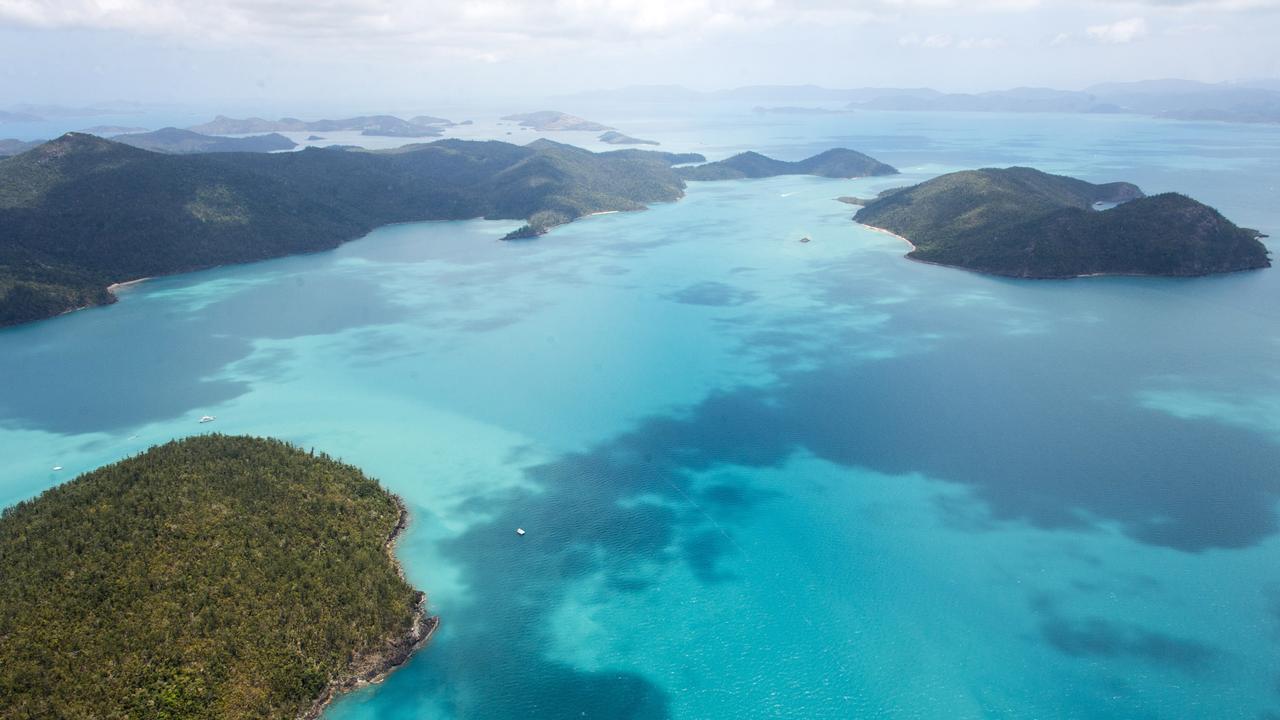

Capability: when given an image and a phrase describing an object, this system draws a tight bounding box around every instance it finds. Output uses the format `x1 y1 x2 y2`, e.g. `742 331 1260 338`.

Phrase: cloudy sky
1 0 1278 109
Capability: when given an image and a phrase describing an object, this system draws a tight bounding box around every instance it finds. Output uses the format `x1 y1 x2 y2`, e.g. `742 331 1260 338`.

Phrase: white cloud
900 31 1006 48
0 0 1060 45
0 0 1268 59
1086 16 1148 42
1128 0 1280 7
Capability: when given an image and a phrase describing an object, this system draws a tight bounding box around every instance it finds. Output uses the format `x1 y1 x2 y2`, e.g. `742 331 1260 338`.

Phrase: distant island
112 127 298 154
561 80 1280 124
0 139 40 157
0 134 693 326
188 114 454 138
0 434 434 720
0 110 42 123
501 111 613 131
752 106 850 115
678 148 898 180
854 167 1271 278
81 125 148 135
599 130 659 146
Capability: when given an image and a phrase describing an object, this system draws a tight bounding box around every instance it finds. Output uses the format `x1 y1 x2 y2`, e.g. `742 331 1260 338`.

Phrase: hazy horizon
2 0 1279 109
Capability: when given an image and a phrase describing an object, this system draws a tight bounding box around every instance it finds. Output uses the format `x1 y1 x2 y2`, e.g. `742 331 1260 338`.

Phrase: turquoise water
2 111 1280 718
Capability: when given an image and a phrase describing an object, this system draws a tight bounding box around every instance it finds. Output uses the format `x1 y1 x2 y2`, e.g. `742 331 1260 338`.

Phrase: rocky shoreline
298 500 439 720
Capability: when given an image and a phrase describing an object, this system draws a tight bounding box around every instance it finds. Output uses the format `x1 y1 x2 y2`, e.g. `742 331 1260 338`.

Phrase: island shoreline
298 497 439 720
106 276 152 295
856 221 1269 280
859 222 917 251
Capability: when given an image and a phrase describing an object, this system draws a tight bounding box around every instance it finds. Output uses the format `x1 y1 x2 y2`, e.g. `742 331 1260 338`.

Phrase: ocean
1 108 1278 719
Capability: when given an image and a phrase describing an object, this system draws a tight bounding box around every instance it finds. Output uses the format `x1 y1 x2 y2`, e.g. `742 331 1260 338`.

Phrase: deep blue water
1 110 1279 719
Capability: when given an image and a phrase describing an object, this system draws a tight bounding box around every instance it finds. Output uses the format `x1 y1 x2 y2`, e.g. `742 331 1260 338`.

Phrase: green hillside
0 133 691 327
678 148 898 180
854 167 1269 277
0 434 429 720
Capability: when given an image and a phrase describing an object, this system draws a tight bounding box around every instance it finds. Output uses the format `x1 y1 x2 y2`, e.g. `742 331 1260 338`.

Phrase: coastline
299 497 438 720
855 222 1268 279
106 276 152 295
859 222 917 251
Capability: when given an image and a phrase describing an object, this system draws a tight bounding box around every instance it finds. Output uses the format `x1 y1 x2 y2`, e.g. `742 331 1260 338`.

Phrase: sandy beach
106 277 151 295
859 223 917 251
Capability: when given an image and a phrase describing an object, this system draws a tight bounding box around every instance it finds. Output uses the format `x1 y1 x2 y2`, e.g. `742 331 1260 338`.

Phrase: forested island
112 127 298 154
854 167 1271 277
0 139 40 157
598 131 659 145
189 115 453 137
0 434 433 720
678 148 898 180
501 111 613 131
0 134 697 326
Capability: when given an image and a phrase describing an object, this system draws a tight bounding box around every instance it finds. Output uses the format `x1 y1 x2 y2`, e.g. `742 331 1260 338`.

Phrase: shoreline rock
298 499 438 720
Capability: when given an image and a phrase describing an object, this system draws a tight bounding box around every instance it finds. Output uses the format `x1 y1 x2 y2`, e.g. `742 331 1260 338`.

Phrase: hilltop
0 134 691 326
854 167 1270 277
678 148 898 180
0 434 432 720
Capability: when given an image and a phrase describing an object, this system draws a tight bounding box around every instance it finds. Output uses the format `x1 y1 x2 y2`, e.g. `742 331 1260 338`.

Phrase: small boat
52 466 63 471
199 415 216 424
515 528 526 536
800 236 811 243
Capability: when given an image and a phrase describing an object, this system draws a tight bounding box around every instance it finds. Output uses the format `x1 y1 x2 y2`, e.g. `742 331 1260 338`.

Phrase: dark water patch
509 322 1278 554
682 529 737 584
198 272 408 340
230 346 297 381
1033 597 1217 673
699 481 774 512
371 442 704 715
399 319 1280 716
667 281 758 307
0 268 408 435
371 305 1280 713
783 347 1280 550
0 312 252 434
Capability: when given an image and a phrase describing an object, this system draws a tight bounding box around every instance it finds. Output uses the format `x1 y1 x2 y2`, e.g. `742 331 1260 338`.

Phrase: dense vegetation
113 128 297 154
678 148 898 180
0 133 692 326
854 167 1271 277
0 434 424 720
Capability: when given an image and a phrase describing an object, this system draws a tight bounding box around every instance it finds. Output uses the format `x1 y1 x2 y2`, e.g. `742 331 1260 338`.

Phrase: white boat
199 415 216 424
515 528 526 536
52 466 63 471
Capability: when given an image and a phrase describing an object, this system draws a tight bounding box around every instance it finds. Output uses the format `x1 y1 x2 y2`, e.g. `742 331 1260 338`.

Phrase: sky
1 0 1279 110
